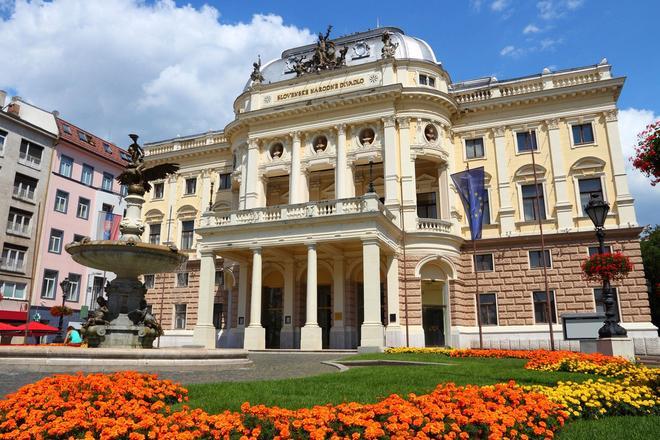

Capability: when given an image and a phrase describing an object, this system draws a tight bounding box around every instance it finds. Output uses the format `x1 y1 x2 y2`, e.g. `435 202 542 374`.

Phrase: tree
640 225 660 333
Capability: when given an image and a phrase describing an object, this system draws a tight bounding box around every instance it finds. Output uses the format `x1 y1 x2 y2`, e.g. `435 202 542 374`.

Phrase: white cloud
539 37 562 50
618 108 660 226
523 24 541 34
566 0 585 9
537 0 585 20
500 45 525 57
490 0 510 12
0 0 314 143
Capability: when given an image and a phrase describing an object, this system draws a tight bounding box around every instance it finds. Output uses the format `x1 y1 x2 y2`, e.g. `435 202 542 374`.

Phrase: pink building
31 118 128 330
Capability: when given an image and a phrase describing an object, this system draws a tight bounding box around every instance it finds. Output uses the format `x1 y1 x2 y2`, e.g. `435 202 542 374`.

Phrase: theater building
141 27 656 351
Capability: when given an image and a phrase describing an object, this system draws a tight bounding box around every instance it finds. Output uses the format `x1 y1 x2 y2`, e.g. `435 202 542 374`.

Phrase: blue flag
451 167 486 240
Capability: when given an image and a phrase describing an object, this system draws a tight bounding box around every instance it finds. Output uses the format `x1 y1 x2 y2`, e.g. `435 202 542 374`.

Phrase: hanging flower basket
50 305 73 317
631 120 660 186
581 251 632 282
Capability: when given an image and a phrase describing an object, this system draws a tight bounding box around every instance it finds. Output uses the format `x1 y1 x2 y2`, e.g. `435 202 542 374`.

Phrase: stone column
192 251 217 348
398 118 417 231
244 139 261 209
492 127 515 234
360 239 384 350
280 260 295 348
300 243 322 350
335 124 348 199
382 116 400 208
384 254 403 347
289 132 302 204
234 262 248 347
329 255 345 348
244 248 265 350
603 110 637 226
438 163 451 220
545 119 573 230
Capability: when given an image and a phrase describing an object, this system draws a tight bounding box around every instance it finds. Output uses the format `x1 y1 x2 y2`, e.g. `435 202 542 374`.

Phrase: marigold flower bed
0 372 568 440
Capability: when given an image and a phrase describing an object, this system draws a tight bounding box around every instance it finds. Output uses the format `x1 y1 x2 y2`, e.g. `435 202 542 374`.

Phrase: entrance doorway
262 287 283 348
421 280 446 347
318 285 332 349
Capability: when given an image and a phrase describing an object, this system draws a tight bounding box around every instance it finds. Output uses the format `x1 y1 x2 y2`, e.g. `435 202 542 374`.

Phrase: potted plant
581 251 633 282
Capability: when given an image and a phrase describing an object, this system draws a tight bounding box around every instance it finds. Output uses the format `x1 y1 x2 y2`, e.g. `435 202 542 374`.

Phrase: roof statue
291 25 349 77
381 31 398 59
116 134 179 196
250 55 265 84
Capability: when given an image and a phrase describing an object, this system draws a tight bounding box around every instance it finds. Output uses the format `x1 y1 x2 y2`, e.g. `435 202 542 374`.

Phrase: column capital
250 246 262 254
397 117 410 129
247 138 261 149
334 124 346 136
361 237 380 246
381 115 397 128
491 126 506 138
306 242 317 250
603 109 618 122
290 131 302 142
200 249 216 258
544 118 561 130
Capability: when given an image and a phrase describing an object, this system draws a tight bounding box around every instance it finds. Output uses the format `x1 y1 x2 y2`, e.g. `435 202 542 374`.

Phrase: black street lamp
584 194 627 338
52 277 71 343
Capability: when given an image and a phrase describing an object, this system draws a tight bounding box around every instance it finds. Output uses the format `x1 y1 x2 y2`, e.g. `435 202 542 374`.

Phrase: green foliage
557 415 660 439
640 225 660 330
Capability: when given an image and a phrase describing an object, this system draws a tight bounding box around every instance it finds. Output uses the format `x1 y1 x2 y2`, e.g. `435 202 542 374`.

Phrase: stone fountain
66 135 187 348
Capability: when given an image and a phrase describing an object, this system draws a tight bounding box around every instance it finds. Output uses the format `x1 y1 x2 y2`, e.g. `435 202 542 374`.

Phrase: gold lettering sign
275 77 366 102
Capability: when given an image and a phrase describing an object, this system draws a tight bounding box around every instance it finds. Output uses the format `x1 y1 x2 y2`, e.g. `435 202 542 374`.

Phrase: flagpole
466 163 484 349
528 129 555 351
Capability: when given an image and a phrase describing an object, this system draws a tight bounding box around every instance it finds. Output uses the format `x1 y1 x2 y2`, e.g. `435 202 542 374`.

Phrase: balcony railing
416 217 452 233
13 186 35 201
0 258 25 273
200 195 395 228
18 153 42 169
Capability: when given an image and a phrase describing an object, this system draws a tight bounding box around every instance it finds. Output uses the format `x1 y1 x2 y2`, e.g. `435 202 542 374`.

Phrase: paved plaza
0 352 343 398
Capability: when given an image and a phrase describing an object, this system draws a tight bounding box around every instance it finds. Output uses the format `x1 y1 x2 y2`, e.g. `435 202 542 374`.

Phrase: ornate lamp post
584 194 627 338
52 277 71 343
368 158 375 194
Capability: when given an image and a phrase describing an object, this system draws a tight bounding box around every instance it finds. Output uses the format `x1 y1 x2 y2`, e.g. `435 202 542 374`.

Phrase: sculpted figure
381 31 398 59
83 296 111 328
116 135 179 196
128 299 164 336
250 56 265 84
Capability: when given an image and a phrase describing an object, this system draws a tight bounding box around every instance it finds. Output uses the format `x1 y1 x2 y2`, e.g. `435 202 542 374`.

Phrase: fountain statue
66 134 188 348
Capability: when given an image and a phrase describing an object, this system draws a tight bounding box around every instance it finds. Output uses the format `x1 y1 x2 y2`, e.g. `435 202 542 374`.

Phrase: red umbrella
11 322 59 336
0 322 17 332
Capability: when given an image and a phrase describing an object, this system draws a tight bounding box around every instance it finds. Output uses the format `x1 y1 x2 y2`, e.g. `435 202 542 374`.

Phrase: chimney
0 90 6 108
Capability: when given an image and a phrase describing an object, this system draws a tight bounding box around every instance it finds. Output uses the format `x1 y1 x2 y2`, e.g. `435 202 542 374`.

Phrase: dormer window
103 142 113 154
119 151 131 162
78 131 92 143
62 124 72 135
419 74 436 88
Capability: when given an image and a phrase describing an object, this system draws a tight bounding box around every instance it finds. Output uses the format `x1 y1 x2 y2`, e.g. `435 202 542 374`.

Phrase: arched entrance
417 257 454 347
262 269 283 349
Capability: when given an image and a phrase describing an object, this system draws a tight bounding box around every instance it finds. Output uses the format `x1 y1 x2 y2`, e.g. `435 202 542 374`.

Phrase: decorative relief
289 26 348 77
351 41 371 59
424 124 438 143
397 117 410 129
381 31 398 59
358 127 375 146
263 95 272 104
545 118 560 130
368 72 380 84
312 135 328 153
382 116 396 128
604 109 618 122
491 126 506 137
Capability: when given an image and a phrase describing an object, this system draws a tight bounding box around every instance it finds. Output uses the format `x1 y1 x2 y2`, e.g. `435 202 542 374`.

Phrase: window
181 220 194 249
213 303 224 329
482 191 491 225
54 190 69 213
81 164 94 186
516 130 538 152
533 291 557 324
48 229 64 254
120 184 128 197
119 151 131 162
0 280 27 300
7 208 32 236
174 304 187 329
102 142 113 154
176 272 189 287
144 274 155 289
59 155 74 177
572 123 594 145
215 269 224 286
1 245 26 272
76 197 90 219
41 270 58 299
67 273 81 302
529 250 552 269
416 192 437 219
73 234 85 242
594 288 620 321
19 139 44 168
0 129 7 154
78 131 91 143
102 172 114 191
219 173 231 190
419 74 435 87
13 173 38 201
474 254 494 272
465 138 484 159
62 124 72 135
153 182 164 199
101 203 114 213
588 245 612 257
479 293 498 326
521 183 546 221
149 223 161 244
185 178 197 195
578 178 604 213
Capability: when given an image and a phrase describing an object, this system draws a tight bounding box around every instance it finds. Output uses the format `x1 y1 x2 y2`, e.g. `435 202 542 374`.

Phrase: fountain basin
66 240 188 277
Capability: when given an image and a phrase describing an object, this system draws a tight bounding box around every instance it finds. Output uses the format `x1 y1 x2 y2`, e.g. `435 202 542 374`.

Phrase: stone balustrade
416 217 452 233
144 134 228 157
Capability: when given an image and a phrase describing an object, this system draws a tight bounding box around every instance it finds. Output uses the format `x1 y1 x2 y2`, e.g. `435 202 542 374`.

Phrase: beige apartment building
141 27 655 351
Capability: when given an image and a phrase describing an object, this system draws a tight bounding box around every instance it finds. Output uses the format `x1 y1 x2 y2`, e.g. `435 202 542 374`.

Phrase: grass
184 354 593 413
557 415 660 439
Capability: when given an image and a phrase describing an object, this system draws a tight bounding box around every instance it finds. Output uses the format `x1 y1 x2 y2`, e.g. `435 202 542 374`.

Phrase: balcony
416 217 452 233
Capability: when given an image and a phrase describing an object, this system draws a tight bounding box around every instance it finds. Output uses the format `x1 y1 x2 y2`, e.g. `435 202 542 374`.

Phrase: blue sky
0 0 657 225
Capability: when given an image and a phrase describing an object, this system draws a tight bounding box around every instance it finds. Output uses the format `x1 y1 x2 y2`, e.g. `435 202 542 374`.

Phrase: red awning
0 310 27 322
11 322 59 333
0 323 18 332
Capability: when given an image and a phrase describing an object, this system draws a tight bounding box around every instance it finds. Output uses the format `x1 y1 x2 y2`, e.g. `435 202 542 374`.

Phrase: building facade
0 94 58 325
31 118 128 329
142 27 656 350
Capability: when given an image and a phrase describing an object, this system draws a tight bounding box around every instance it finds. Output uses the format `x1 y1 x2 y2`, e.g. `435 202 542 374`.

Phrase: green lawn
557 416 660 439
